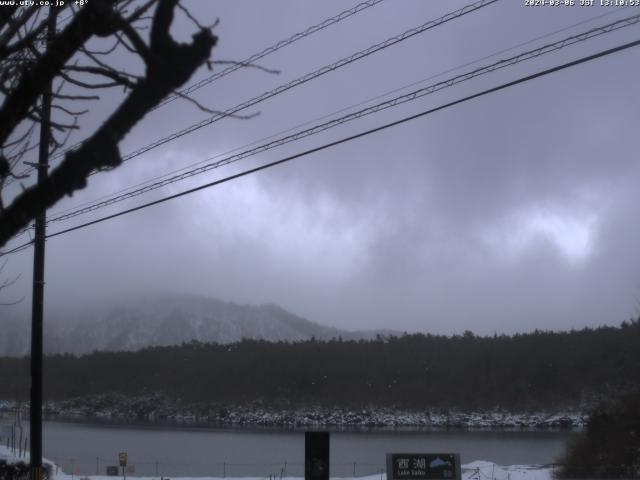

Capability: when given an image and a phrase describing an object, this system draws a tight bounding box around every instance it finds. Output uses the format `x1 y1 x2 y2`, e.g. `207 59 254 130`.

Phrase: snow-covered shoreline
1 445 555 480
0 397 586 430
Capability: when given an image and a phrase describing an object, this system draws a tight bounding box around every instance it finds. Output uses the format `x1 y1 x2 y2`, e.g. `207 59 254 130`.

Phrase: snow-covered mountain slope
0 293 391 356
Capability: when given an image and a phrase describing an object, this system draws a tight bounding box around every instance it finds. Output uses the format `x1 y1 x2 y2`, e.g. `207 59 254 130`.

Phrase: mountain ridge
0 292 396 356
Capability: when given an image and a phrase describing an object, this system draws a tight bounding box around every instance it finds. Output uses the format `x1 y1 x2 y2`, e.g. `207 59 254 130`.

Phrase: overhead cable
0 239 34 258
155 0 388 109
39 38 640 241
5 0 388 183
46 5 635 219
43 12 640 226
50 0 499 170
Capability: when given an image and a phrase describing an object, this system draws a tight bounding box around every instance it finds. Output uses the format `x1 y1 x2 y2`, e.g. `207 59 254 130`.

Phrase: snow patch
1 445 553 480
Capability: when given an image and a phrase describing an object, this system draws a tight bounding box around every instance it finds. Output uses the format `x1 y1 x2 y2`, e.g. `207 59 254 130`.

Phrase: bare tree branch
0 0 218 246
170 88 260 118
0 6 20 33
53 93 100 101
58 69 131 90
0 259 23 305
0 16 47 58
125 0 158 24
117 18 152 61
0 7 37 54
63 65 138 89
177 2 218 32
0 1 115 145
212 59 280 75
51 104 89 117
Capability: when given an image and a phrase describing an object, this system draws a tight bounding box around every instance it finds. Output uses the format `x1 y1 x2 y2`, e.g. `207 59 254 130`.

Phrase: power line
3 34 637 254
42 37 640 241
5 0 387 183
46 5 635 220
57 0 498 171
155 0 387 109
0 240 34 257
42 12 640 227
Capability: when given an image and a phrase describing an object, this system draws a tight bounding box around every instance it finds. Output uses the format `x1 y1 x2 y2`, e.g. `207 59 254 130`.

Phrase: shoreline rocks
0 396 587 430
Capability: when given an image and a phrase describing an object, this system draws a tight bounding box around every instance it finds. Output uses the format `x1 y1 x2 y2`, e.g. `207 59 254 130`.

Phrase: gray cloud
3 0 639 336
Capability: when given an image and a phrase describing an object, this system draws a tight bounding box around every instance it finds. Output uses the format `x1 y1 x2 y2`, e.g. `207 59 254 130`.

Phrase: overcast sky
2 0 640 335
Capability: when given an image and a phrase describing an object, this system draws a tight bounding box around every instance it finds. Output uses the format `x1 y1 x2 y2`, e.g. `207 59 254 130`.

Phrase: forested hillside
1 322 638 410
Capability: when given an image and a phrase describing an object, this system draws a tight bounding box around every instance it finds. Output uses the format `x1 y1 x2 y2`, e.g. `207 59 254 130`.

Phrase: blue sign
386 454 460 480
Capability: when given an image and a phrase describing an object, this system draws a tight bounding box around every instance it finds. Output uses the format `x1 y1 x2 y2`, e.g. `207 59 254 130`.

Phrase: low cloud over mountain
0 293 392 356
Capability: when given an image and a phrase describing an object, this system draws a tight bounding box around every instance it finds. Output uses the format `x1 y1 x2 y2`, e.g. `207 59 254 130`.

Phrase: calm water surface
34 421 576 477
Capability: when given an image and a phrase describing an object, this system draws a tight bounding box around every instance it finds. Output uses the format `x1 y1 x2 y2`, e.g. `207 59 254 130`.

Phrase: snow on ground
463 461 553 480
1 445 554 480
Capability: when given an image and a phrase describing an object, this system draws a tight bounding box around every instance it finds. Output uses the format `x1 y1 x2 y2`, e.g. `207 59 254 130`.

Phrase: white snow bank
1 445 553 480
462 460 553 480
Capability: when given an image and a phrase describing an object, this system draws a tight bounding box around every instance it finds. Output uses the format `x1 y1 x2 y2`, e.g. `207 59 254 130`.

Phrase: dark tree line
1 320 639 410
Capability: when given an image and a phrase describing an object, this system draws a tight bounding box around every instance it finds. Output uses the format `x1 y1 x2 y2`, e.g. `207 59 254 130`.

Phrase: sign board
119 452 127 467
106 466 119 476
386 454 461 480
126 466 136 474
305 431 330 480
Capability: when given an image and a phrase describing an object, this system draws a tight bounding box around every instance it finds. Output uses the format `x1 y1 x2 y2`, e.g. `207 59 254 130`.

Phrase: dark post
29 7 55 480
305 431 329 480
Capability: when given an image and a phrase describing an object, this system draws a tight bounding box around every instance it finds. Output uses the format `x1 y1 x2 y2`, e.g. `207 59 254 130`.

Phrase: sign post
119 452 127 480
305 432 329 480
386 454 461 480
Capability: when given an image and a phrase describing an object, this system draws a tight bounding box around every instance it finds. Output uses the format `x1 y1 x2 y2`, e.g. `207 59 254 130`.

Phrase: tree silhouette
2 324 639 411
0 259 23 305
0 0 218 247
556 391 640 478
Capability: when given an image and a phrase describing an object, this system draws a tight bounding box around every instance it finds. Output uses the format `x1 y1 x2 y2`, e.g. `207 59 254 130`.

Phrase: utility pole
30 6 56 480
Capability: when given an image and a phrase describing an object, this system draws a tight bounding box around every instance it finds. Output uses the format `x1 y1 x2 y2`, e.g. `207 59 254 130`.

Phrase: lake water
27 421 576 477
